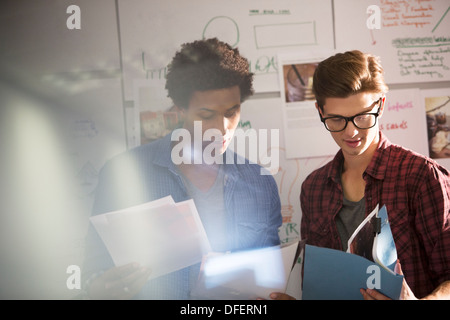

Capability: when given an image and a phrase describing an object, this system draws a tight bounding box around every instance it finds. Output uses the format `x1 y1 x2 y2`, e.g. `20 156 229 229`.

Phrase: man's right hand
88 262 152 299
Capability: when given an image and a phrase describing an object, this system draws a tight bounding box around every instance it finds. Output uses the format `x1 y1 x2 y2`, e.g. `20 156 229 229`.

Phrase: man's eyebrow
198 104 240 114
227 104 241 111
324 112 343 117
323 111 347 117
325 109 374 118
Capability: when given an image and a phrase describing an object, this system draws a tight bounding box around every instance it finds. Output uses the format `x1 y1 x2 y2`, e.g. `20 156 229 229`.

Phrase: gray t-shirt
335 196 366 251
179 164 227 252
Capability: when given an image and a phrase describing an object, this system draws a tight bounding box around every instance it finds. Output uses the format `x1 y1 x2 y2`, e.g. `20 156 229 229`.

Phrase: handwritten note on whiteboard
117 0 334 100
335 0 450 84
379 88 429 156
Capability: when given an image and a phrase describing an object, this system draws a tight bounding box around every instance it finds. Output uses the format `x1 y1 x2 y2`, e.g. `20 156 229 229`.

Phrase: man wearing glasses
297 50 450 300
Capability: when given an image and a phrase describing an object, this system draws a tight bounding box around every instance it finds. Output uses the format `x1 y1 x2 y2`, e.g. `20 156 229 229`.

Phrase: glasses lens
324 118 346 131
324 114 377 132
354 114 376 129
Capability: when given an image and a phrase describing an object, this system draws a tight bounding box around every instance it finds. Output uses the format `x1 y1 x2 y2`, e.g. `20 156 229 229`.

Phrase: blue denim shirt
83 133 282 299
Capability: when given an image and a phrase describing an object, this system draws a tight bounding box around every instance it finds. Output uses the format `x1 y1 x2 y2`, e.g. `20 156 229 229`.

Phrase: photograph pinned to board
132 79 184 147
283 63 316 103
422 88 450 169
278 50 339 159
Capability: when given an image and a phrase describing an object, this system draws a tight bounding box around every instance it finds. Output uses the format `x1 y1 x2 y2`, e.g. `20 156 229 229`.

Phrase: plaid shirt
300 131 450 299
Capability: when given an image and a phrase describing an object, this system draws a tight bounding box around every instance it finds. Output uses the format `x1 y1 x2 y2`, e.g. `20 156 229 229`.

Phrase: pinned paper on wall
422 88 450 169
379 88 429 156
335 0 450 84
277 50 339 159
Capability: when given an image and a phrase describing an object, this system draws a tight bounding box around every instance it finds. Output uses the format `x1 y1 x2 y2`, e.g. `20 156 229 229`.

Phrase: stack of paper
191 240 303 300
90 196 211 280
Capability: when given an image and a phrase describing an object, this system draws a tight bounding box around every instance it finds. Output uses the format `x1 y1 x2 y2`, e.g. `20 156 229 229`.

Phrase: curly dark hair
165 38 254 108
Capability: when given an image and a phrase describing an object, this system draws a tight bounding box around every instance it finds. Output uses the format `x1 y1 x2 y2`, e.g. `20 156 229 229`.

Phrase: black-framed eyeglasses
319 98 382 132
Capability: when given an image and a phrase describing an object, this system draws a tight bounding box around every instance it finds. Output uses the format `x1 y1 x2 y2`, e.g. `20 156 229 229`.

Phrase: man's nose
216 117 228 136
344 119 359 137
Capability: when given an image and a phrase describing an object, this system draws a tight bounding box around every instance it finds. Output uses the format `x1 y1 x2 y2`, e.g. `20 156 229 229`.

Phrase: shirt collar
327 131 392 182
327 149 344 184
364 131 391 180
152 131 241 178
153 133 177 171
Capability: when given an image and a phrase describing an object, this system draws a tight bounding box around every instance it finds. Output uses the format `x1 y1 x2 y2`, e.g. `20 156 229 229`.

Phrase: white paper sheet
90 196 212 279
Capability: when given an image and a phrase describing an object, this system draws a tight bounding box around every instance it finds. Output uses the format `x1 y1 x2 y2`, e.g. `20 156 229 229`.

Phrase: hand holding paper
90 196 211 280
88 262 152 299
191 240 303 300
90 195 302 300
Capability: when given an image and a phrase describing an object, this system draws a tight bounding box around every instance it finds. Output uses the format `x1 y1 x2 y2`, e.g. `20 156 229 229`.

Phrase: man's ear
173 105 186 119
315 102 323 117
379 96 386 119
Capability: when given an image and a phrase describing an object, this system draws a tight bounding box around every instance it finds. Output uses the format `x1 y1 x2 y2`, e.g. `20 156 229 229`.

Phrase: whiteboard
335 0 450 84
117 0 335 100
4 0 450 299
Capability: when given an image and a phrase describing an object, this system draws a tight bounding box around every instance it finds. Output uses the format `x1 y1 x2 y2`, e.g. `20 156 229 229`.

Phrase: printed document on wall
278 51 339 159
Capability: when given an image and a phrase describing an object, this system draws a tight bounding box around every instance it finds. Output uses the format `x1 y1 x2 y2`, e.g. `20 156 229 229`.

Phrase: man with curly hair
82 38 282 299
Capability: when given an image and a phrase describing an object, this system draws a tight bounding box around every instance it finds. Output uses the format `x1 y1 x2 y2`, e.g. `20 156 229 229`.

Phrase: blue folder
302 205 404 300
302 245 403 300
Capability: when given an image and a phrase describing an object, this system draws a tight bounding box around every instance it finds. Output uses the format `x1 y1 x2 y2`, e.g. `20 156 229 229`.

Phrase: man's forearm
422 280 450 300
